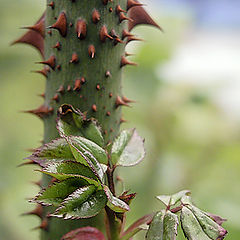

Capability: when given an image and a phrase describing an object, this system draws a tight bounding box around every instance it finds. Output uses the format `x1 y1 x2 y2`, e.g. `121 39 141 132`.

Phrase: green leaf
32 178 87 206
28 138 74 167
104 186 130 213
69 136 108 165
57 104 104 147
146 210 178 240
163 211 179 240
40 161 100 187
180 206 211 240
146 211 164 240
52 186 107 219
186 205 227 240
156 196 172 207
111 129 145 167
156 190 191 207
67 137 105 182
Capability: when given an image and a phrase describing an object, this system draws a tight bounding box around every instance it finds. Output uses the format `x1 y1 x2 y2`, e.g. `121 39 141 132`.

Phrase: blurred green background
0 0 239 239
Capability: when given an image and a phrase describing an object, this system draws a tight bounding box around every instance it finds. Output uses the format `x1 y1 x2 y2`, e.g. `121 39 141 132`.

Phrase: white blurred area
159 30 240 119
142 0 240 120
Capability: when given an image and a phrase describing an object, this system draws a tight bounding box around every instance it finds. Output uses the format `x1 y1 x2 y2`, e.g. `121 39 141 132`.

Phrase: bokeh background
0 0 240 239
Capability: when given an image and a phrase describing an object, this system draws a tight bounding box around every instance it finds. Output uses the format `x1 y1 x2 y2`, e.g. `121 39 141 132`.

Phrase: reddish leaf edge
61 226 106 240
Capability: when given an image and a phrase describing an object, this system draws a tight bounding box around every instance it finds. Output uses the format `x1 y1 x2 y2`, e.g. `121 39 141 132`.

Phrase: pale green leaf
186 205 227 240
146 210 178 240
156 190 191 207
180 206 211 240
163 211 178 240
104 186 130 213
146 211 164 240
111 129 145 167
156 196 171 207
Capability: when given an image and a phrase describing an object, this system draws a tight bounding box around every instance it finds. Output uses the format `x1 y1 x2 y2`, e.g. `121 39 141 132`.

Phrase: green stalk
42 0 127 239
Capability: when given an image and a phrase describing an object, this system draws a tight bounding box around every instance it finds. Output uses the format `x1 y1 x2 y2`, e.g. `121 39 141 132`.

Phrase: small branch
105 207 120 240
107 165 116 196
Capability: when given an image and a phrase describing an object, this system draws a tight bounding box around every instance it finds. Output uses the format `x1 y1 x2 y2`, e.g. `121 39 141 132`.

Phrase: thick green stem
41 0 127 239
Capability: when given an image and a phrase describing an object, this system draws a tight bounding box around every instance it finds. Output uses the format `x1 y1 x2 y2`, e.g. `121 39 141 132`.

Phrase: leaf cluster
145 191 228 240
28 104 145 220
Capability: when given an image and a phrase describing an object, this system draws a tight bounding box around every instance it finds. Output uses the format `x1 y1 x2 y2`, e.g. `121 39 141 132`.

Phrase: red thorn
122 96 135 103
99 26 113 42
17 160 37 167
52 41 61 50
49 12 67 37
119 12 133 23
114 38 124 45
127 36 144 43
92 9 101 24
119 192 137 205
102 0 109 5
96 84 100 91
24 105 53 119
11 13 45 57
80 77 86 84
115 96 130 108
22 19 45 38
52 94 59 102
48 1 55 9
69 22 73 27
50 177 58 184
56 64 61 70
32 67 50 78
47 30 52 36
109 7 113 12
105 70 111 78
122 29 134 39
25 148 36 152
128 4 162 31
92 104 97 112
120 117 127 124
70 53 78 63
32 180 42 187
73 79 81 91
22 204 43 219
125 52 135 56
127 0 143 10
106 111 111 116
116 5 127 14
104 130 108 135
57 85 65 94
112 29 120 39
38 93 45 99
88 45 96 58
33 218 48 231
109 92 113 98
76 19 87 39
37 55 56 70
67 85 72 92
120 56 137 67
